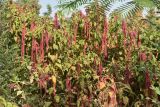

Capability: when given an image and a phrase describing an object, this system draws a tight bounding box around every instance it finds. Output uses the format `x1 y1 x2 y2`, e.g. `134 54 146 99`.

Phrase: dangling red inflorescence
124 66 132 84
98 61 103 76
104 45 108 61
83 42 87 55
101 18 108 49
54 13 59 29
114 16 118 22
67 35 72 48
31 38 39 70
139 52 147 62
84 18 90 39
101 18 108 60
40 33 44 63
145 69 151 89
44 30 50 52
94 57 97 70
38 74 49 89
30 21 36 31
66 76 71 91
122 20 127 37
129 30 137 46
21 23 26 62
79 10 85 19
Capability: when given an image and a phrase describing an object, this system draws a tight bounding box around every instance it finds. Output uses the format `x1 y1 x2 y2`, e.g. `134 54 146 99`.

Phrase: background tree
57 0 160 17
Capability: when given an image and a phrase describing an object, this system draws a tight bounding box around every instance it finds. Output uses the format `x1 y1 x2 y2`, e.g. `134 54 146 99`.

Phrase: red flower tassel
98 62 103 76
129 31 137 46
66 76 71 91
54 13 59 29
145 70 151 89
79 10 85 19
84 19 90 39
139 52 147 62
67 36 72 48
114 16 118 22
122 20 127 37
40 34 44 63
104 46 108 61
83 42 87 55
124 66 132 84
31 38 39 70
44 30 50 52
30 21 36 31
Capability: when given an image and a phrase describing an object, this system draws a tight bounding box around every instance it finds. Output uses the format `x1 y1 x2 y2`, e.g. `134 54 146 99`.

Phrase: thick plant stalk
21 23 26 62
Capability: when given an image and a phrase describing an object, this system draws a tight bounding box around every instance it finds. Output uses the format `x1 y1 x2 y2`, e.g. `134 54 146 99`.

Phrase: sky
39 0 58 16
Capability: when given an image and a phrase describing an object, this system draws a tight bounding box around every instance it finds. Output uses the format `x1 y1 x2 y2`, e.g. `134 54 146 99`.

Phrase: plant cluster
0 1 160 107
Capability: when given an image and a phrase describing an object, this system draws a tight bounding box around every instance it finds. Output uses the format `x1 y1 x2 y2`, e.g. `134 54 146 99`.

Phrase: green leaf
53 44 58 50
54 95 60 103
48 88 54 95
17 91 23 96
43 102 52 107
123 96 129 105
134 0 155 8
55 63 62 70
151 86 160 95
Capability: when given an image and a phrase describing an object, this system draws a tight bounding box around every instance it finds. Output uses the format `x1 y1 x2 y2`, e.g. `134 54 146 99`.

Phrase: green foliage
0 0 160 107
0 96 18 107
43 5 52 16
